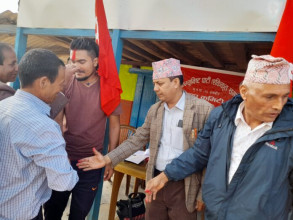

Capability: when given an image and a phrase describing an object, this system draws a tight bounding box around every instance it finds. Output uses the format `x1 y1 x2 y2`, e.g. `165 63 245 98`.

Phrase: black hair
0 43 14 65
169 75 184 85
70 37 99 59
18 48 65 88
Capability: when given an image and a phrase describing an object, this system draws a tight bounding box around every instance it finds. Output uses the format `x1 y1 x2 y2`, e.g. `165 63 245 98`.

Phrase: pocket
171 126 184 151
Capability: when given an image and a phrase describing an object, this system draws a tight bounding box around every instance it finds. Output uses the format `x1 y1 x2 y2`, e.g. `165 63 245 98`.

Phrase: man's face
69 49 98 81
240 83 290 127
153 77 178 103
42 66 65 104
0 49 18 83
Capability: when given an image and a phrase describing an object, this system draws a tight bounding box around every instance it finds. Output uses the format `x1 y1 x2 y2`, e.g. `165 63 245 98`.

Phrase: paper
125 150 149 164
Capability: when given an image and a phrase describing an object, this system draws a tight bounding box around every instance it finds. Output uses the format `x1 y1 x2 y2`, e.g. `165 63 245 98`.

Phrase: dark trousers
44 161 101 220
31 207 43 220
145 179 197 220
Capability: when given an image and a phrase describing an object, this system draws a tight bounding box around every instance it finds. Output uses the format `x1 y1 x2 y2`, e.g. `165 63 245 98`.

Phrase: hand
195 200 205 212
77 148 106 171
145 172 168 203
65 64 79 76
104 164 114 181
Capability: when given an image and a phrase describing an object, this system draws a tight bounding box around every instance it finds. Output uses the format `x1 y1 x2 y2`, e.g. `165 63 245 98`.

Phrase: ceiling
0 10 273 73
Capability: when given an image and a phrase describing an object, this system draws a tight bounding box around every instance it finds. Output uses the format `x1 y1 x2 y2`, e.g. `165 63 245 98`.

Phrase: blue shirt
0 90 78 220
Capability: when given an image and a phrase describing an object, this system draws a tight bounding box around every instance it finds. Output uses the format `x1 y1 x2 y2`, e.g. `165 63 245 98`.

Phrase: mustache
75 70 85 74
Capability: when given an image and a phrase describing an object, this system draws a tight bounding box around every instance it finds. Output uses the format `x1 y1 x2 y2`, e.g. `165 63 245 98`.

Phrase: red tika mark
71 50 76 61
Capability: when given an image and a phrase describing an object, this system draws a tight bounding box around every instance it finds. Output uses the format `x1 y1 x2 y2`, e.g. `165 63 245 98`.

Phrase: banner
182 65 244 106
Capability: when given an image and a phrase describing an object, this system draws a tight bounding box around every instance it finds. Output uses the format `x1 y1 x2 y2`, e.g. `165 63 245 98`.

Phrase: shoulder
0 82 15 101
185 92 214 113
2 97 60 134
148 100 163 113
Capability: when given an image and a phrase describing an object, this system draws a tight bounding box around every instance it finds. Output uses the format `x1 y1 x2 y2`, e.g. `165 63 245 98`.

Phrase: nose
153 84 159 92
272 98 285 111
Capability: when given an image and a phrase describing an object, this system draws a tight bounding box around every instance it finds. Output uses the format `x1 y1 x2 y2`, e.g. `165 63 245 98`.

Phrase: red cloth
270 0 293 97
95 0 122 116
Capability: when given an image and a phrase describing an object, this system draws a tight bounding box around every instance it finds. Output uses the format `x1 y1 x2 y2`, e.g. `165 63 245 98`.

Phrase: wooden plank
112 29 124 72
152 40 202 65
129 39 173 60
124 40 162 61
19 28 276 42
120 100 133 125
196 42 224 68
229 43 248 71
121 60 151 67
13 27 27 89
123 48 147 62
136 76 156 127
130 75 145 127
22 28 96 37
129 68 153 78
120 30 276 42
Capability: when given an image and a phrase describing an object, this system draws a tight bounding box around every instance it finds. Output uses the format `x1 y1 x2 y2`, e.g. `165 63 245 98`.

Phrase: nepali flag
95 0 122 116
270 0 293 97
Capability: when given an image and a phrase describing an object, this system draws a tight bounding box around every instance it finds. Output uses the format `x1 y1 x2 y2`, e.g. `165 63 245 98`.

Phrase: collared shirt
228 102 273 183
0 90 79 220
156 92 185 171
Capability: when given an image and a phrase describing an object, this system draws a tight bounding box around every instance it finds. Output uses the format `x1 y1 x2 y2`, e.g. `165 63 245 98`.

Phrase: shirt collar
15 90 51 116
235 101 273 129
164 91 185 111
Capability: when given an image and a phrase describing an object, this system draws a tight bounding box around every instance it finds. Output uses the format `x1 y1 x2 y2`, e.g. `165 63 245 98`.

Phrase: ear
173 78 180 88
239 84 248 101
39 76 49 89
93 57 98 68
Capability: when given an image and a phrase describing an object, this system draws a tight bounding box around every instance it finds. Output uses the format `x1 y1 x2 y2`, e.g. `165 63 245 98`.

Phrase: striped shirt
0 90 79 220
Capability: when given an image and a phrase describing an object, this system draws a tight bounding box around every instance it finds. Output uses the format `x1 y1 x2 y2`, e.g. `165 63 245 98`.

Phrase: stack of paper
125 150 149 164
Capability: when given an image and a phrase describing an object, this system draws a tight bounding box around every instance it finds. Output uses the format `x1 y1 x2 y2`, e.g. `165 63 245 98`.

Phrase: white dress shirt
156 92 185 171
228 102 273 183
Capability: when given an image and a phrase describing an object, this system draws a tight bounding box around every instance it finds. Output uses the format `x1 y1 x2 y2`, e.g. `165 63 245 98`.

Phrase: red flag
270 0 293 97
95 0 122 116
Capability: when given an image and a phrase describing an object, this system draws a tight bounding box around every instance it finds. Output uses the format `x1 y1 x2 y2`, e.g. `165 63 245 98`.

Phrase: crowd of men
1 39 293 220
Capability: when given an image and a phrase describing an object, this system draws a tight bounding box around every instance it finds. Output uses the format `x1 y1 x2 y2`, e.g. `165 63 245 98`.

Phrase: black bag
116 192 146 220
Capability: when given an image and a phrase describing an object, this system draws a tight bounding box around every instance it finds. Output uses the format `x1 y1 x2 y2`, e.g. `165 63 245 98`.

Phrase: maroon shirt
64 75 121 160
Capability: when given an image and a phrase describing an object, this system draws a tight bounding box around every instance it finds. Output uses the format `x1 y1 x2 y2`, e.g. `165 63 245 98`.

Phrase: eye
265 95 273 99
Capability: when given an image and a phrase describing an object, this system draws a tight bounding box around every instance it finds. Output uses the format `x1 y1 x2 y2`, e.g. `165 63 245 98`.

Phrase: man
145 55 293 220
0 42 68 119
44 37 121 220
0 48 79 220
77 58 214 219
0 42 18 100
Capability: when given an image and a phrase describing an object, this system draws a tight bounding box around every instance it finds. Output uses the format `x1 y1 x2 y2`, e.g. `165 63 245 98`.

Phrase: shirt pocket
171 126 184 151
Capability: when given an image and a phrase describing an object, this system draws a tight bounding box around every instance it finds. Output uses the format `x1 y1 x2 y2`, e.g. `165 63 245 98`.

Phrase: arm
108 114 120 152
54 109 64 134
19 126 78 191
104 114 120 180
